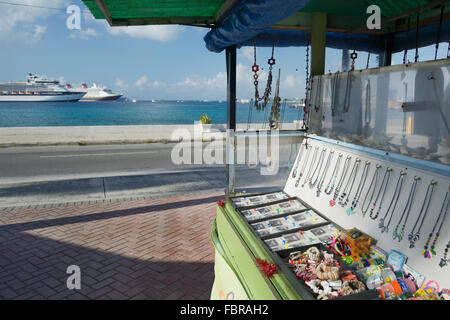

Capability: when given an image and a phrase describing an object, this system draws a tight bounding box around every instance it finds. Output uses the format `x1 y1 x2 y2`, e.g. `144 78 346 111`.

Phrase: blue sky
0 0 447 100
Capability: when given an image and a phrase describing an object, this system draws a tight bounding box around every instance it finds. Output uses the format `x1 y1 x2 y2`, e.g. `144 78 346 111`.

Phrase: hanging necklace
439 240 450 267
252 40 276 111
361 164 382 218
269 69 281 129
369 167 393 220
392 176 421 242
292 143 305 178
309 148 327 188
408 180 437 248
301 146 319 188
422 189 450 259
331 156 352 206
378 171 407 233
338 158 361 207
316 150 334 197
346 161 371 216
295 144 312 187
324 153 343 195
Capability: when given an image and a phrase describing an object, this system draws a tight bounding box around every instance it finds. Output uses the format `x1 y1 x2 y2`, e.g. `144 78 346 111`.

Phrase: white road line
40 151 158 158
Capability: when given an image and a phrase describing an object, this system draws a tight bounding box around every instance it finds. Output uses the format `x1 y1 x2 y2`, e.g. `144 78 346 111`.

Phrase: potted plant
199 114 212 132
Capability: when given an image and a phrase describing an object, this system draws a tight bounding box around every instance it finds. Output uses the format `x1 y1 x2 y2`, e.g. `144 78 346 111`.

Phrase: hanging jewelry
338 158 361 207
346 161 371 216
301 146 319 188
295 143 312 187
316 150 334 197
262 42 276 110
422 189 450 259
324 153 343 195
331 156 352 206
392 176 421 242
252 39 262 109
269 69 281 129
252 40 276 111
363 79 371 138
292 143 305 178
308 148 327 188
361 164 382 218
408 180 437 248
439 241 450 267
369 167 393 220
378 171 407 233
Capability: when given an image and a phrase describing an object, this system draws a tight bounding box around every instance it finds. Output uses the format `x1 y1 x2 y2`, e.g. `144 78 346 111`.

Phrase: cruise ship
67 83 122 101
0 74 85 102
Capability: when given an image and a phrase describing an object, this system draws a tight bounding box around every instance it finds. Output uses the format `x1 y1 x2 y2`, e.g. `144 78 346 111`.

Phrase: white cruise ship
0 74 85 102
68 83 122 101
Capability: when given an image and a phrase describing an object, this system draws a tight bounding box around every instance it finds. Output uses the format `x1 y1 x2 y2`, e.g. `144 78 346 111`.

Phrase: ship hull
80 94 123 101
0 92 85 102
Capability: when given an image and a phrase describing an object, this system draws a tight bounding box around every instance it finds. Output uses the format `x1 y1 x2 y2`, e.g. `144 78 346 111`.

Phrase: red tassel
217 200 225 208
255 258 278 278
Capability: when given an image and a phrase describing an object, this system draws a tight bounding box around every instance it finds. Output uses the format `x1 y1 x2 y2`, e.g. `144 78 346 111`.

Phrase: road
0 143 297 207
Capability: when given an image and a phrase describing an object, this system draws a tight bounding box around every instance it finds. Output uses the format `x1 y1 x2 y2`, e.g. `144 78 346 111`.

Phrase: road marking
40 151 158 158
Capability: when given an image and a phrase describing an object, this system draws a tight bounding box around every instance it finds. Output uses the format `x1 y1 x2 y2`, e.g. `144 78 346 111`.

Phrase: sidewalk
0 192 222 300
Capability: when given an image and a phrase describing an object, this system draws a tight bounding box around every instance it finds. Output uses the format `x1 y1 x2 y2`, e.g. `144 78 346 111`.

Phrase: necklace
301 146 319 188
392 176 421 242
408 180 437 248
309 148 327 188
252 40 276 111
295 144 312 187
331 156 352 206
422 189 450 259
361 164 382 218
346 161 371 216
292 143 305 178
378 171 407 233
324 153 343 195
269 69 281 129
338 158 361 207
439 241 450 267
369 167 393 220
316 150 334 197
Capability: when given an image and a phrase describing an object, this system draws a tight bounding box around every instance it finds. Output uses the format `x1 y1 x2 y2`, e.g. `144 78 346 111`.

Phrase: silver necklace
324 153 343 195
361 164 382 218
295 144 312 187
408 180 437 248
378 171 407 233
301 146 319 188
369 167 393 220
346 161 371 215
331 156 352 205
292 143 305 178
316 150 334 197
392 176 421 242
309 148 327 188
338 158 361 207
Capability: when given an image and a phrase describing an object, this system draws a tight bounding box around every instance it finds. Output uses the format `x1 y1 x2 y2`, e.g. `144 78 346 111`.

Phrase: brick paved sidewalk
0 192 223 300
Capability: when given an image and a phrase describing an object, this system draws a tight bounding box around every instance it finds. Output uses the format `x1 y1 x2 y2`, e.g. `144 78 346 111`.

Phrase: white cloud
238 47 254 62
135 75 149 87
69 27 101 40
115 78 129 88
107 25 183 42
33 25 47 39
282 74 303 89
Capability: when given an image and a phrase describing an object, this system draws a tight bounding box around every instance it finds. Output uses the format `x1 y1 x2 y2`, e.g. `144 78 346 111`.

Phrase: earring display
309 148 327 188
378 171 407 233
231 191 288 208
302 146 319 188
295 144 312 187
347 161 371 216
316 150 335 197
422 190 449 259
338 158 361 207
239 199 307 222
361 164 382 218
408 180 438 248
392 176 421 242
369 168 393 220
324 153 343 195
331 156 352 206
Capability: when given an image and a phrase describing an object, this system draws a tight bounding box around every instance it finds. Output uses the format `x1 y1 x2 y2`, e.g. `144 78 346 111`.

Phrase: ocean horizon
0 100 304 127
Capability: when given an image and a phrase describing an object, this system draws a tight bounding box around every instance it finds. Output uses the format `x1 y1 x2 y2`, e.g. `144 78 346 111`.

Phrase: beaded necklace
301 146 319 188
422 190 450 259
295 144 312 187
324 153 342 195
331 156 352 206
309 148 327 188
316 150 334 197
361 164 382 218
378 171 407 233
292 143 305 178
338 158 361 207
439 241 450 268
369 167 393 220
346 161 371 216
408 180 437 248
392 176 421 242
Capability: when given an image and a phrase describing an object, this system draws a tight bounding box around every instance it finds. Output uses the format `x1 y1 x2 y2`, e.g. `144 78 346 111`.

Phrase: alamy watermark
66 265 81 290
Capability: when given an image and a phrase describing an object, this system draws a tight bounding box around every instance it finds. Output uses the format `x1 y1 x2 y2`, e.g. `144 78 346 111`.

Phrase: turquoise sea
0 100 303 127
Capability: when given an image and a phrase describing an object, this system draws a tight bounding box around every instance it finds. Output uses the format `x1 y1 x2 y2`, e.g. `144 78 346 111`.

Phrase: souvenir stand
207 0 450 300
